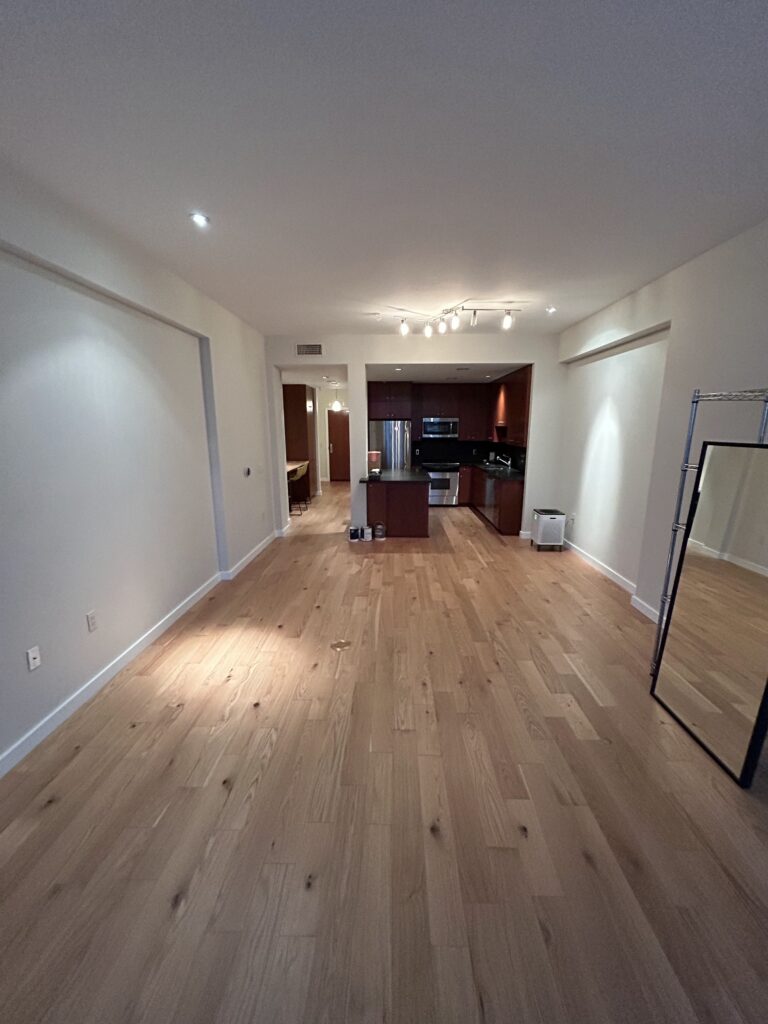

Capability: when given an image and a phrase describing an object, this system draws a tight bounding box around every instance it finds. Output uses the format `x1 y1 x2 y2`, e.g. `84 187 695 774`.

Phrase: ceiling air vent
296 343 323 356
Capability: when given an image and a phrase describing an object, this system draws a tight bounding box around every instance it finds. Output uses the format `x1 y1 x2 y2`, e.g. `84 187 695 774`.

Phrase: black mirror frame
650 441 768 788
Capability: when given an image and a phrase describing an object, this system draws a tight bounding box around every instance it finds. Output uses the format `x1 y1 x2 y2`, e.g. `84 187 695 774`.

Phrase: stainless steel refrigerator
368 420 411 471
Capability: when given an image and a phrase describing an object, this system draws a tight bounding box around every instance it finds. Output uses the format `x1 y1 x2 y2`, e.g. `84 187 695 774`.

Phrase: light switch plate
26 646 41 671
86 610 98 633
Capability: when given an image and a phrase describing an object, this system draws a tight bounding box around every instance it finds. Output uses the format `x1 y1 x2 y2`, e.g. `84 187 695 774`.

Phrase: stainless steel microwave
422 417 459 438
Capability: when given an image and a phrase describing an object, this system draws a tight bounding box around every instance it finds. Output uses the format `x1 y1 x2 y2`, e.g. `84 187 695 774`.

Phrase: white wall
691 446 768 573
558 334 668 589
559 214 768 619
265 333 566 533
316 386 349 480
0 166 277 772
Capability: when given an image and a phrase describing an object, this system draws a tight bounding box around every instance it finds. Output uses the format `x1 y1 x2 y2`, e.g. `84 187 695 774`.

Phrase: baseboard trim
0 571 222 777
564 539 636 594
630 594 659 622
688 539 768 579
220 531 276 580
0 528 283 778
275 520 291 537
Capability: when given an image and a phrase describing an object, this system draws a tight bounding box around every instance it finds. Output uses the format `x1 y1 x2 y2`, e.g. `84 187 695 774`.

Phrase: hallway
1 484 767 1023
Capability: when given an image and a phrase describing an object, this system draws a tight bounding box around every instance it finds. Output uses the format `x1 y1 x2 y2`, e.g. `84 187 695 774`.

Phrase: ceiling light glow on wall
330 399 342 412
438 318 447 335
190 211 210 228
399 318 410 336
450 311 461 330
424 322 433 338
545 305 557 314
502 310 514 330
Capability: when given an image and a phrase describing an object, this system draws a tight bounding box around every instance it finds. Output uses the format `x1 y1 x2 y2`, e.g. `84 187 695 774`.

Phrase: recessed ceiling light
545 305 557 314
395 367 402 372
190 211 210 228
485 374 492 378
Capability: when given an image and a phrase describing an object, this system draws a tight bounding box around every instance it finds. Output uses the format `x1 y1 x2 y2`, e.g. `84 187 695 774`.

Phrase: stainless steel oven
422 417 459 439
423 462 460 506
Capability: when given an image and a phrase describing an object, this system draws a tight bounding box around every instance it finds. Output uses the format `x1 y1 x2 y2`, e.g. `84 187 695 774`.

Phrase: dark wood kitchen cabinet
367 381 412 420
366 480 429 537
459 384 492 440
470 467 524 535
458 465 472 504
419 383 460 419
492 365 531 445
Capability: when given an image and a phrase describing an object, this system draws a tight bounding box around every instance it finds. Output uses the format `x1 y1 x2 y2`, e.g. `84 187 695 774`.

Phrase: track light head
450 311 461 331
399 318 410 337
470 310 478 327
438 318 447 335
424 322 433 338
502 310 514 330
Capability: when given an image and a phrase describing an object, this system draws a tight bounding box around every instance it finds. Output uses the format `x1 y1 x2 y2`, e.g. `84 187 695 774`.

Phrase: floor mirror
652 441 768 787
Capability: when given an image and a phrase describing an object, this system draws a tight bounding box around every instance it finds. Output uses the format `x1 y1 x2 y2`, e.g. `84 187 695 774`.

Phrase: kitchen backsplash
412 438 526 472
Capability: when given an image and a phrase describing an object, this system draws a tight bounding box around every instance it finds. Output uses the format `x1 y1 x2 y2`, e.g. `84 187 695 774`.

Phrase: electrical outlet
26 646 41 671
86 610 98 633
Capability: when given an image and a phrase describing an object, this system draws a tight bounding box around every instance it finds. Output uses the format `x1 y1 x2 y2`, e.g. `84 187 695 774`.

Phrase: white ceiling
281 365 348 389
2 2 768 337
367 363 522 383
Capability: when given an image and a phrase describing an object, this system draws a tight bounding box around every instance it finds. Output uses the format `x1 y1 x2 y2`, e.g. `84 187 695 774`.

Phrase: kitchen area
363 364 531 537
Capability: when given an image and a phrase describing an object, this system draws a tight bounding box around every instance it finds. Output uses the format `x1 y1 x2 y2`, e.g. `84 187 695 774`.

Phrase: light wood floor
656 549 768 774
2 483 768 1024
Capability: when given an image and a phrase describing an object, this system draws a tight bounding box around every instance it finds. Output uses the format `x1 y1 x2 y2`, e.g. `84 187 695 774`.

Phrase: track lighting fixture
387 298 527 334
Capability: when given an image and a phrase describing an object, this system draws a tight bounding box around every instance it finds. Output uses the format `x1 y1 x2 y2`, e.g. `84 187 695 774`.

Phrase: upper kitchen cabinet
492 365 531 446
459 384 493 440
368 381 412 420
419 383 460 420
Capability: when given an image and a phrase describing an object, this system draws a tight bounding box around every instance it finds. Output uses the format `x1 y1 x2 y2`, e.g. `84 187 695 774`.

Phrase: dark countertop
361 468 431 484
471 463 525 481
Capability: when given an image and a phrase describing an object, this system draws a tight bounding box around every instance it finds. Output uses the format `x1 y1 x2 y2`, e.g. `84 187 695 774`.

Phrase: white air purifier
531 508 566 550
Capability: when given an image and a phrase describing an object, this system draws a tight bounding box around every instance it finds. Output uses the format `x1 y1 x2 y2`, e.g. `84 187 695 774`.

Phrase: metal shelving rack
650 387 768 675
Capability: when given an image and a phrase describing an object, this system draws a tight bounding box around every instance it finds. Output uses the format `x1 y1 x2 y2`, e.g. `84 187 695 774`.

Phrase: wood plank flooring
1 483 768 1023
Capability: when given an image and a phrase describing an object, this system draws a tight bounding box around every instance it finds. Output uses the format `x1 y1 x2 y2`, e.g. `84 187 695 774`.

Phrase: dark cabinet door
506 366 532 445
367 382 389 419
458 466 472 504
470 466 484 509
368 381 412 420
387 381 412 420
459 384 492 440
497 480 524 535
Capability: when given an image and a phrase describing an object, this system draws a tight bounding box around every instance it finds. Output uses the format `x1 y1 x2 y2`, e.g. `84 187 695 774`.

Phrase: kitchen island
361 468 431 537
